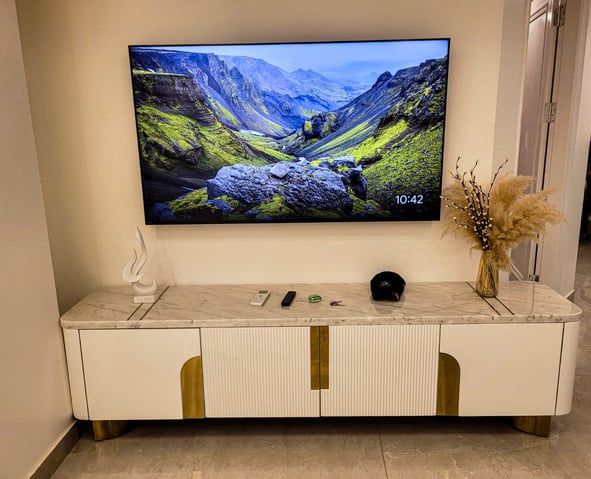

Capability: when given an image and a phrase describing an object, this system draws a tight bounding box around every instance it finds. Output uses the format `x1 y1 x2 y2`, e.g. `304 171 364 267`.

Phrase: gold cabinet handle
311 327 329 390
181 356 205 418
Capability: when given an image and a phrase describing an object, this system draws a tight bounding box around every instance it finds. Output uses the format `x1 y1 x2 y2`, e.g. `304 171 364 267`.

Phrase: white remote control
250 289 270 306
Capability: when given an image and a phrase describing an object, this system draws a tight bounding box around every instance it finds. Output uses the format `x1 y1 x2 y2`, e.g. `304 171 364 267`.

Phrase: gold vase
476 251 498 297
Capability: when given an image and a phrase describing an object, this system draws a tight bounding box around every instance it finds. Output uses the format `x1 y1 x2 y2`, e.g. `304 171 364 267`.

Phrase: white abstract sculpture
122 226 158 303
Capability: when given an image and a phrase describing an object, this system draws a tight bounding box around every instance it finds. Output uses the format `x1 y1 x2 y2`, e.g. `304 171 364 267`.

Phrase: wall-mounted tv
129 39 450 224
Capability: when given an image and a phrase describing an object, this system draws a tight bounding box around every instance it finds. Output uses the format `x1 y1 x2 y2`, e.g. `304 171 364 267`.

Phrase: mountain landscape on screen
129 41 449 224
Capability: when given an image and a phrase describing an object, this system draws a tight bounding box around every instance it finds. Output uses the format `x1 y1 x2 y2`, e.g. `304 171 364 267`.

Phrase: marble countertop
60 281 582 329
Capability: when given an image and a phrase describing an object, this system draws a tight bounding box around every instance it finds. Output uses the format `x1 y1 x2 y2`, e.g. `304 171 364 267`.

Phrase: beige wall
16 0 511 311
0 0 73 477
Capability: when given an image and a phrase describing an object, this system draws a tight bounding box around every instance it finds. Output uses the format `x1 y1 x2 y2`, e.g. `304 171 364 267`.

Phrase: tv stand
60 281 581 440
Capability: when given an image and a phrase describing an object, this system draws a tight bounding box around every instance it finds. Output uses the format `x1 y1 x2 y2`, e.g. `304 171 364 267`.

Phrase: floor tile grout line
377 422 390 479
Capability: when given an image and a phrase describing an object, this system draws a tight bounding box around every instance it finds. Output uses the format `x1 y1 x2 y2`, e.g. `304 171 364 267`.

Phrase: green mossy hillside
197 122 259 171
207 95 240 127
236 131 295 163
136 105 201 170
363 124 444 212
136 105 263 174
346 119 409 162
300 120 374 158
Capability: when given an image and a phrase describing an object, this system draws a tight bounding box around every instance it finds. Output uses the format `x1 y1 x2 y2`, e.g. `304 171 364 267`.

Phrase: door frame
512 0 591 295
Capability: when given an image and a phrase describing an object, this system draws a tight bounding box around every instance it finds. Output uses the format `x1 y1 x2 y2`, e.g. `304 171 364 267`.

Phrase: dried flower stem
442 158 508 251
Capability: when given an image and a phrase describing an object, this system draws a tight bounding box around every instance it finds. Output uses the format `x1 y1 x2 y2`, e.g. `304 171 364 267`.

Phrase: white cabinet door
201 327 319 417
80 329 201 420
322 325 440 416
440 323 563 416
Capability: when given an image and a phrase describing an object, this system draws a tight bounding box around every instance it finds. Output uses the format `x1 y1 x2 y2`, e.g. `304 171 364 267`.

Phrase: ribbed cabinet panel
201 327 319 417
322 325 439 416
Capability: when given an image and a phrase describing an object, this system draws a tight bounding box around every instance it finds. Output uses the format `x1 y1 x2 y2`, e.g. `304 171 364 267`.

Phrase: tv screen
128 39 450 224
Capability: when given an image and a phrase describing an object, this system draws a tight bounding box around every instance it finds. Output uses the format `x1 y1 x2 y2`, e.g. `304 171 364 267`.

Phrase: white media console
60 281 581 439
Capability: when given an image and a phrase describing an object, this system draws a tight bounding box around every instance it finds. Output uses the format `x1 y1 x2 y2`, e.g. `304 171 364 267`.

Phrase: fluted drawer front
322 325 439 416
201 327 319 418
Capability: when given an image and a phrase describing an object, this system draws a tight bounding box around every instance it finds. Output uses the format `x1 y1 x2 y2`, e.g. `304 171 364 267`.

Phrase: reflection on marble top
60 281 582 329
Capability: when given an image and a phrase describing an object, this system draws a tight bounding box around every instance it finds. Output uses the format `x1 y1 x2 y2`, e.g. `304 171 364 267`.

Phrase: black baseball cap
370 271 406 301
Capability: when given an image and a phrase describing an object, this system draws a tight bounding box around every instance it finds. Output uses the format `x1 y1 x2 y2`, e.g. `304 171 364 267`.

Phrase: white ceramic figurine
122 226 158 303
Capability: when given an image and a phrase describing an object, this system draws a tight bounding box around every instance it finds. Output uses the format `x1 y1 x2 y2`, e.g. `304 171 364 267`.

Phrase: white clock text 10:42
394 194 424 205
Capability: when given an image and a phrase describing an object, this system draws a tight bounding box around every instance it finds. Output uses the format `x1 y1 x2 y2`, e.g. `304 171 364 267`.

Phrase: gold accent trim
512 416 552 437
311 326 329 390
181 356 205 418
319 326 329 390
437 352 460 416
310 327 320 390
92 420 130 441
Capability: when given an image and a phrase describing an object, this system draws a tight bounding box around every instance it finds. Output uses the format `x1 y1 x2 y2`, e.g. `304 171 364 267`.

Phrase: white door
80 329 201 420
200 327 319 417
321 325 440 416
440 323 563 416
512 0 565 281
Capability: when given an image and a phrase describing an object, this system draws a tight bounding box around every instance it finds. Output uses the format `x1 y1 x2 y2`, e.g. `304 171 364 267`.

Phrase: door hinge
544 102 557 123
553 3 566 27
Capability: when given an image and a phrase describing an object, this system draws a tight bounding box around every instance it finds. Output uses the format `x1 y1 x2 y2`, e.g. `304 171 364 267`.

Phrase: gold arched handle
437 352 460 416
181 356 205 418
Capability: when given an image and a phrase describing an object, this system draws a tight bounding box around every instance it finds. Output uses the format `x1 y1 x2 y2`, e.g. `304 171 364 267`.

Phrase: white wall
0 1 73 477
16 0 510 311
493 0 529 173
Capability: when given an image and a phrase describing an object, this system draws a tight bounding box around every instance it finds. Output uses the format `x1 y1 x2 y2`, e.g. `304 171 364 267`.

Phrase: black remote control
281 291 296 307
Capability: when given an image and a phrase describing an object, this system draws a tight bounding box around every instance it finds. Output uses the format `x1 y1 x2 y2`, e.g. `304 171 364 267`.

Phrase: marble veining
60 281 581 329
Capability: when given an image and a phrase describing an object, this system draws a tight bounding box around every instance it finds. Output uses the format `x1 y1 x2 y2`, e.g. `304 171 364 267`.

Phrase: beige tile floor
51 242 591 478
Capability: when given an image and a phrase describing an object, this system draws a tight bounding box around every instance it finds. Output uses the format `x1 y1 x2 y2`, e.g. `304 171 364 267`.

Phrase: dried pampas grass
441 158 565 271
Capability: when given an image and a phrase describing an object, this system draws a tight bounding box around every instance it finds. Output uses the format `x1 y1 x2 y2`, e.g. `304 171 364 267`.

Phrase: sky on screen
154 40 449 74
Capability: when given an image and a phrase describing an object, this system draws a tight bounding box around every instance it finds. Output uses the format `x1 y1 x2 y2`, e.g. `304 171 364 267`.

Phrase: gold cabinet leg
92 420 131 441
512 416 552 437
